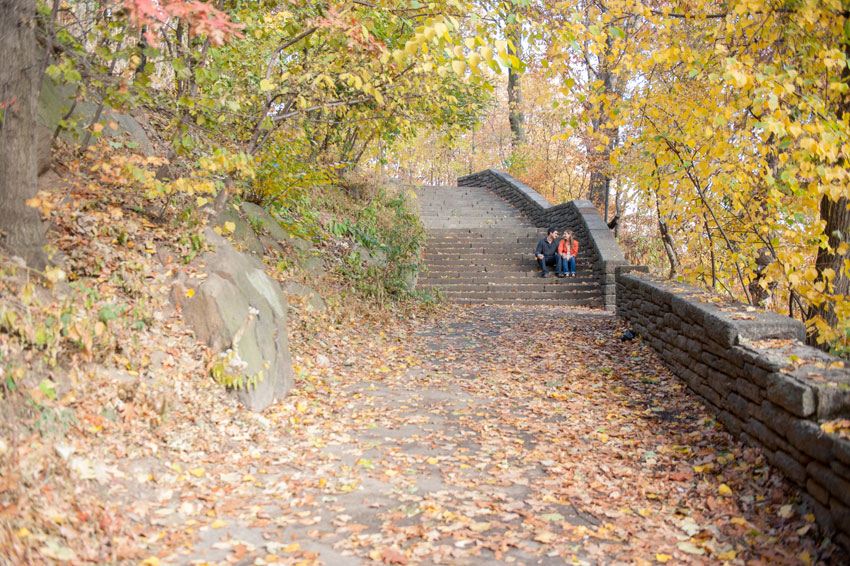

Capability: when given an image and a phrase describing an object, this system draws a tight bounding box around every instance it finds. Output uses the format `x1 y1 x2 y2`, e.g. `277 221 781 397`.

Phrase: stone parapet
616 272 850 547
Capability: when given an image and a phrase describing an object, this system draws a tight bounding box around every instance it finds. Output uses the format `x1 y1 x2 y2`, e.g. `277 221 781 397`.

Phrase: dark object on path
607 215 620 230
621 329 636 341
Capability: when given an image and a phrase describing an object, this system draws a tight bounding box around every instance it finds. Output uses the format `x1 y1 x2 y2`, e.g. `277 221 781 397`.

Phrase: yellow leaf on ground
716 550 737 560
186 289 195 298
718 483 732 495
470 521 491 532
426 457 439 465
188 467 205 477
656 554 672 563
534 531 557 543
140 558 160 566
283 543 301 552
16 527 31 538
211 519 227 529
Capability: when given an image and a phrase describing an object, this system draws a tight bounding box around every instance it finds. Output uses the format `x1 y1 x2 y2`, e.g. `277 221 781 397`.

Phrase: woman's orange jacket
558 238 579 256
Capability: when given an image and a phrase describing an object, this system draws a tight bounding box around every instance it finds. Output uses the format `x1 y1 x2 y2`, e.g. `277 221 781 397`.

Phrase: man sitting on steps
534 228 560 277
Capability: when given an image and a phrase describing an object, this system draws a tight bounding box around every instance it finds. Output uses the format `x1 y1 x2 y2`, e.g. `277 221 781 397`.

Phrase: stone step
424 288 601 299
418 204 520 211
426 230 546 238
423 261 592 269
424 262 591 270
423 287 600 298
424 249 591 258
446 297 603 306
419 277 596 287
424 239 543 247
421 271 594 280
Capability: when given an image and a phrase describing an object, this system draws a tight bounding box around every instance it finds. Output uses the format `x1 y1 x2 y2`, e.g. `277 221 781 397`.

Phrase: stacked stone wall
458 169 626 310
616 270 850 547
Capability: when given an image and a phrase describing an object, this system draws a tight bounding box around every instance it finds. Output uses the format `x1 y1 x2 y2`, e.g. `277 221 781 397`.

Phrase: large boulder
38 75 154 155
215 207 264 256
178 230 293 411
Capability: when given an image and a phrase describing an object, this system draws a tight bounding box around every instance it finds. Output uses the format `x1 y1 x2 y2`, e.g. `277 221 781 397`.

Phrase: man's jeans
538 255 558 274
558 256 576 275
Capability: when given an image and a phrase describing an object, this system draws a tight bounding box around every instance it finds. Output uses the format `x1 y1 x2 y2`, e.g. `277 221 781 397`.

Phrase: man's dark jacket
535 237 560 257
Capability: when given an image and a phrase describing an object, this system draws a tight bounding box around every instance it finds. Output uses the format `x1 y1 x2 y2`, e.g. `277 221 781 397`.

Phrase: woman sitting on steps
557 230 579 278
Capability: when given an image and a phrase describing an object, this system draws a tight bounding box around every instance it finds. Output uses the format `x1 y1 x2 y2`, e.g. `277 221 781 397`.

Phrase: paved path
170 306 829 566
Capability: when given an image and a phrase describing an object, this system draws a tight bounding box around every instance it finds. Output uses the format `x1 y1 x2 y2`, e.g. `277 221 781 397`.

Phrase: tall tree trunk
0 0 49 269
806 195 850 347
586 34 616 208
506 20 524 150
806 39 850 349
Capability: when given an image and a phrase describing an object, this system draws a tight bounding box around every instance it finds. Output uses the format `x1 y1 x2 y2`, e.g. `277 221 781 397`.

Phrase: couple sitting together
534 228 579 278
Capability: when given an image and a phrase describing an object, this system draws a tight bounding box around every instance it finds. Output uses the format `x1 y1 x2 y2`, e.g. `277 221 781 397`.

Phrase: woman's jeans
558 256 576 275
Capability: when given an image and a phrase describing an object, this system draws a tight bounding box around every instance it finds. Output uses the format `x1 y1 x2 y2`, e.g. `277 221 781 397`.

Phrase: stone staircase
414 185 603 307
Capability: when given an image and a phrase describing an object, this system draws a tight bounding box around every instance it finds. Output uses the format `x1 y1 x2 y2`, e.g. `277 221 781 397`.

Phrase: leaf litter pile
3 267 845 566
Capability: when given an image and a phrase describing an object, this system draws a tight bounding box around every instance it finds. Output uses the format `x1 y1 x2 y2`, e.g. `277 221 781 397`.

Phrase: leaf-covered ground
4 301 842 565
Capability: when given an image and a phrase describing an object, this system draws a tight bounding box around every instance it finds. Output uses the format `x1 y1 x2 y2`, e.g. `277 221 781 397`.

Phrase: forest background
2 0 850 352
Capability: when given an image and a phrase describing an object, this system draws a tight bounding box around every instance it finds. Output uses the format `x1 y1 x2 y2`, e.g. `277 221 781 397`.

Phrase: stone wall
616 270 850 547
458 169 627 310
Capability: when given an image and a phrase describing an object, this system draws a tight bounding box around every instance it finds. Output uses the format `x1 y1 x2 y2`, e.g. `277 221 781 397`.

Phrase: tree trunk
805 38 850 349
806 195 850 347
653 171 679 278
506 20 524 149
0 0 49 269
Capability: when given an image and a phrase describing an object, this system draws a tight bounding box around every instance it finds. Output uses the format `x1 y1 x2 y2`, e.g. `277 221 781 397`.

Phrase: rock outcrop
177 229 293 411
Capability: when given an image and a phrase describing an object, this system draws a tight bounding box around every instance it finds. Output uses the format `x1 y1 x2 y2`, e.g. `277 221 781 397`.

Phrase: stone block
713 358 740 378
717 410 743 436
728 393 753 420
788 419 834 463
752 349 792 373
766 373 816 417
743 418 784 450
817 384 850 420
708 371 734 397
807 478 831 505
701 351 720 368
734 378 762 403
773 450 807 486
809 462 850 508
832 459 850 483
829 498 850 536
743 362 772 389
800 493 835 534
695 381 722 409
760 401 793 439
834 437 850 467
685 338 702 356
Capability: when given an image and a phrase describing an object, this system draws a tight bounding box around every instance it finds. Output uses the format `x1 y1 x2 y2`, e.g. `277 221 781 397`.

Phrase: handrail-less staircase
414 184 603 307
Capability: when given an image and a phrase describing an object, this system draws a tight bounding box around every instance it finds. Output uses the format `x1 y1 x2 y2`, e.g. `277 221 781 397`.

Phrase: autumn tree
0 0 50 268
0 0 241 268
